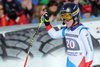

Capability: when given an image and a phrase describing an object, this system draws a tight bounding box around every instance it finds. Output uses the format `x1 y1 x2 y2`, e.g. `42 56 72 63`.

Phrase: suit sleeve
45 24 64 39
80 29 94 67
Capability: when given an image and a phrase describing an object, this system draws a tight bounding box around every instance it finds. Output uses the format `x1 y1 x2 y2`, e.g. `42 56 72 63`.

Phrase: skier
41 3 94 67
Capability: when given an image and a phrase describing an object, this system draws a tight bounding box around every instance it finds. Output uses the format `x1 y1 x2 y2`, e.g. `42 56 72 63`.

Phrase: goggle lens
61 13 72 20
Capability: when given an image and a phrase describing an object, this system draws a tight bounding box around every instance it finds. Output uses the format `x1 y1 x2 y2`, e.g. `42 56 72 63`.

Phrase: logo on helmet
66 8 71 12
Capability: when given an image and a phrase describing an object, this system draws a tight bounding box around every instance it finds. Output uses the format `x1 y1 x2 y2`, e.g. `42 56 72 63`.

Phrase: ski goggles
61 8 80 20
61 13 72 20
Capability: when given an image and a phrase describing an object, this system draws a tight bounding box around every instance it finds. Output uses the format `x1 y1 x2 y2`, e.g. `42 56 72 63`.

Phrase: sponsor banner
82 21 100 39
0 27 65 60
0 19 100 67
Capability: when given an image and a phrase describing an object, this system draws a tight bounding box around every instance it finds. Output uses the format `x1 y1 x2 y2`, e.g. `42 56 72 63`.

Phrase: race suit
45 24 94 67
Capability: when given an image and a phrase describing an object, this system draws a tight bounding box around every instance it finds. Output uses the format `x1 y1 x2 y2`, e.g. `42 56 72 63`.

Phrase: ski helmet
61 3 80 26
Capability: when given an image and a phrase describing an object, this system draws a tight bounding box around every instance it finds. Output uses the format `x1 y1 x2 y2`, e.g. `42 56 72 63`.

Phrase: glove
41 12 52 31
41 12 50 26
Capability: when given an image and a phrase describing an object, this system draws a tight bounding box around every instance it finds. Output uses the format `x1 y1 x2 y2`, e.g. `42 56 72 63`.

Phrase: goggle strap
72 8 79 16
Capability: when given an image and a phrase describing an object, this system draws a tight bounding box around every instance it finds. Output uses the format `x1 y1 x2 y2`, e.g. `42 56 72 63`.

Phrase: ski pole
24 17 44 67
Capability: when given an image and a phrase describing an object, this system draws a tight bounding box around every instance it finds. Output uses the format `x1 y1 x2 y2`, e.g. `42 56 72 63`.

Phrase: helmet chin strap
62 21 65 25
71 16 79 28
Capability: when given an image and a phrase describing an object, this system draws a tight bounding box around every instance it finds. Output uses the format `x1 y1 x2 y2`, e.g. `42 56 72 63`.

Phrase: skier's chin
66 24 72 28
67 26 71 28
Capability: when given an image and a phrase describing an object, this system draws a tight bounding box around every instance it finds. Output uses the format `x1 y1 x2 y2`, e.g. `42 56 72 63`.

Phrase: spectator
82 4 95 19
21 0 34 23
4 0 21 20
15 13 29 25
55 0 63 10
7 12 29 26
3 0 29 26
54 0 64 21
90 0 100 17
46 1 60 22
40 4 47 16
21 0 33 15
0 2 8 27
31 4 44 24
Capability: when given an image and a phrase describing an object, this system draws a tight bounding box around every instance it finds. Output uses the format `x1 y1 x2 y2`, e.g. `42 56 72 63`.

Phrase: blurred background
0 0 100 67
0 0 100 26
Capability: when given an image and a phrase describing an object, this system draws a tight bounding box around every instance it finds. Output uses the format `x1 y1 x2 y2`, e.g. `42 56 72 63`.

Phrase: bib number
66 38 80 50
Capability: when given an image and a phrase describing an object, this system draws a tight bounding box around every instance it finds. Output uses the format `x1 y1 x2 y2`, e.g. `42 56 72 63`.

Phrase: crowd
0 0 100 27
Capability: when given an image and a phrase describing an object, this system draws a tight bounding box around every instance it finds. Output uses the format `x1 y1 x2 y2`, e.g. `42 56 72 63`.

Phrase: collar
70 24 83 31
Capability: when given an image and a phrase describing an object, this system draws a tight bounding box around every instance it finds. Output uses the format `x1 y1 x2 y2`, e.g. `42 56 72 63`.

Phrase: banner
0 18 100 67
0 27 66 60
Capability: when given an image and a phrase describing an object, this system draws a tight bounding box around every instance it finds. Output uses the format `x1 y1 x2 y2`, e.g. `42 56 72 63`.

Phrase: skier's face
61 13 73 28
63 19 74 28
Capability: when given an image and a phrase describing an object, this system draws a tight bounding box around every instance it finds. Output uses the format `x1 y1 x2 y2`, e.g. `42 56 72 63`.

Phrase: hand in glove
40 12 52 31
40 12 50 26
